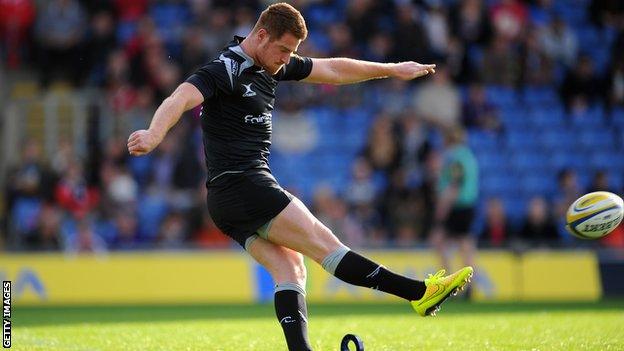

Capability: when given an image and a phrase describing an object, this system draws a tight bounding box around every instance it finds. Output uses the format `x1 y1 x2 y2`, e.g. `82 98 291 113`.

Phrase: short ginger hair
253 3 308 41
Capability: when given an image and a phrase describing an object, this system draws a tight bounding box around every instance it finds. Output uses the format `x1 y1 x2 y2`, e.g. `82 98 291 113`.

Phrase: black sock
274 290 312 351
333 251 426 301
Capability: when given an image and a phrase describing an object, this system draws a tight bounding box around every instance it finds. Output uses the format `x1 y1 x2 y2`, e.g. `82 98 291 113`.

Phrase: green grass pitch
13 300 624 350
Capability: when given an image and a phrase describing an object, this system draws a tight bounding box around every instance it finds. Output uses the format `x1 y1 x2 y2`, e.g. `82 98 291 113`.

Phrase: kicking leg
246 236 312 351
268 198 425 299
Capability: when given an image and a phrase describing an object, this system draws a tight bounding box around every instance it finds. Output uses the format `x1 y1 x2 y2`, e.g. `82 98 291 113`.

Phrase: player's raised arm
302 58 436 85
127 82 203 156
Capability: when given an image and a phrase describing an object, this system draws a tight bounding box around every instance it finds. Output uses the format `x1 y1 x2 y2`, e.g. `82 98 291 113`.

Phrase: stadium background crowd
1 0 624 253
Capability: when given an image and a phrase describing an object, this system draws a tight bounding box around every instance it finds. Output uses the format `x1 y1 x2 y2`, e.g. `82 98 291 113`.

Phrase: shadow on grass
14 300 624 327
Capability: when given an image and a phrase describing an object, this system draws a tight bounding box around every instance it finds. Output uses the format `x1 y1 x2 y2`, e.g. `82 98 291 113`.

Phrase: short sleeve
275 55 313 81
185 61 232 100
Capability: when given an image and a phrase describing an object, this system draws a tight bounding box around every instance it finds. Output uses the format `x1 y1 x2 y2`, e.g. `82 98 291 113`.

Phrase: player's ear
256 28 269 43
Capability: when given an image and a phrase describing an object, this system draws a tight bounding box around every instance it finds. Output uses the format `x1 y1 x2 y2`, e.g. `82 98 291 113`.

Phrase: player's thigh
247 236 306 284
268 196 345 263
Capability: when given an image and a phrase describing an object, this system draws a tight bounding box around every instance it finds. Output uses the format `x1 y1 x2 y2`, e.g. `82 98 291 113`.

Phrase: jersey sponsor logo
244 112 272 125
242 83 257 97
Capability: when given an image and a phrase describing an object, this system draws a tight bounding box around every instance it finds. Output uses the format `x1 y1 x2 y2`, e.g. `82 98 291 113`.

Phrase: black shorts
444 207 475 237
206 168 293 247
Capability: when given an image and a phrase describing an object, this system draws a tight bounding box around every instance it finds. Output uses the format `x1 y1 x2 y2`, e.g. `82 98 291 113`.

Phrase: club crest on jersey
244 112 272 125
242 83 257 97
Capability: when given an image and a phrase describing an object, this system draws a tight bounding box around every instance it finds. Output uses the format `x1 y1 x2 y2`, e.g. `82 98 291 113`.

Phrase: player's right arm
127 82 203 156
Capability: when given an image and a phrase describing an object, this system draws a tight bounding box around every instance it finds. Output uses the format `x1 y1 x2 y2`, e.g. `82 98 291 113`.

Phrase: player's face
257 31 301 75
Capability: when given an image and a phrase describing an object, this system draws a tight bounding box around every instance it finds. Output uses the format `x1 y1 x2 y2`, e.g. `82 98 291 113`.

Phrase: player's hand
390 62 436 80
127 129 161 156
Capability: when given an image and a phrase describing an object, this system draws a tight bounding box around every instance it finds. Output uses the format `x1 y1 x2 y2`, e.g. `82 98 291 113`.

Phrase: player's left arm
302 58 436 85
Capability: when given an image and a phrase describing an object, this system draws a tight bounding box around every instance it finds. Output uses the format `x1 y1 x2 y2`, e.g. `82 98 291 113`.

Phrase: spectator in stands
490 0 528 43
63 217 107 254
462 82 502 133
24 203 62 251
430 127 479 271
193 211 231 249
110 209 140 250
86 9 117 86
560 55 604 112
272 101 318 154
0 0 35 68
520 27 556 86
35 0 88 86
312 185 365 248
378 169 424 246
586 170 618 194
449 0 491 47
519 196 558 246
5 139 55 214
346 158 384 242
156 211 187 249
554 168 582 238
423 2 451 60
55 159 99 219
480 197 511 247
362 113 402 175
538 15 578 67
414 65 461 128
480 34 521 86
605 58 624 109
392 2 432 63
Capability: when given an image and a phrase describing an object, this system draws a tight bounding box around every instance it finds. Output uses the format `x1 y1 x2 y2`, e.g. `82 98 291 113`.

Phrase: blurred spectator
109 210 140 250
519 196 558 246
326 23 360 58
345 0 380 47
586 170 618 194
424 2 451 59
480 34 521 86
55 159 99 218
35 0 88 86
361 113 402 174
0 0 35 68
114 0 148 22
449 0 491 47
273 103 318 154
392 2 431 62
480 197 511 247
414 65 461 128
346 158 384 243
554 168 582 224
520 27 556 86
23 203 62 251
313 185 365 248
589 0 624 28
560 55 604 112
377 169 424 246
85 9 117 86
63 218 107 254
490 0 528 43
193 211 231 249
538 16 578 67
430 127 479 271
605 58 624 109
462 82 502 133
156 212 187 249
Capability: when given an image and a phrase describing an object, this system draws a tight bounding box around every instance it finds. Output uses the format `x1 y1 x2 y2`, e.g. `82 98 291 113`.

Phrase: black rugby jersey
186 36 313 182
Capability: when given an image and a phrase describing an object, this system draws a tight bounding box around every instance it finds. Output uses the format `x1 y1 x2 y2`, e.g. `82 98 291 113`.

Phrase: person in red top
0 0 36 68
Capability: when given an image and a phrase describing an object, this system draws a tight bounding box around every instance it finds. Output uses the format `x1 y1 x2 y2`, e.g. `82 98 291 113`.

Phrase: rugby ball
566 191 624 239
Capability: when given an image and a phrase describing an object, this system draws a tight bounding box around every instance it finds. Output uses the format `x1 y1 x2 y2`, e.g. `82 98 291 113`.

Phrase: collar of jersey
228 36 263 73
